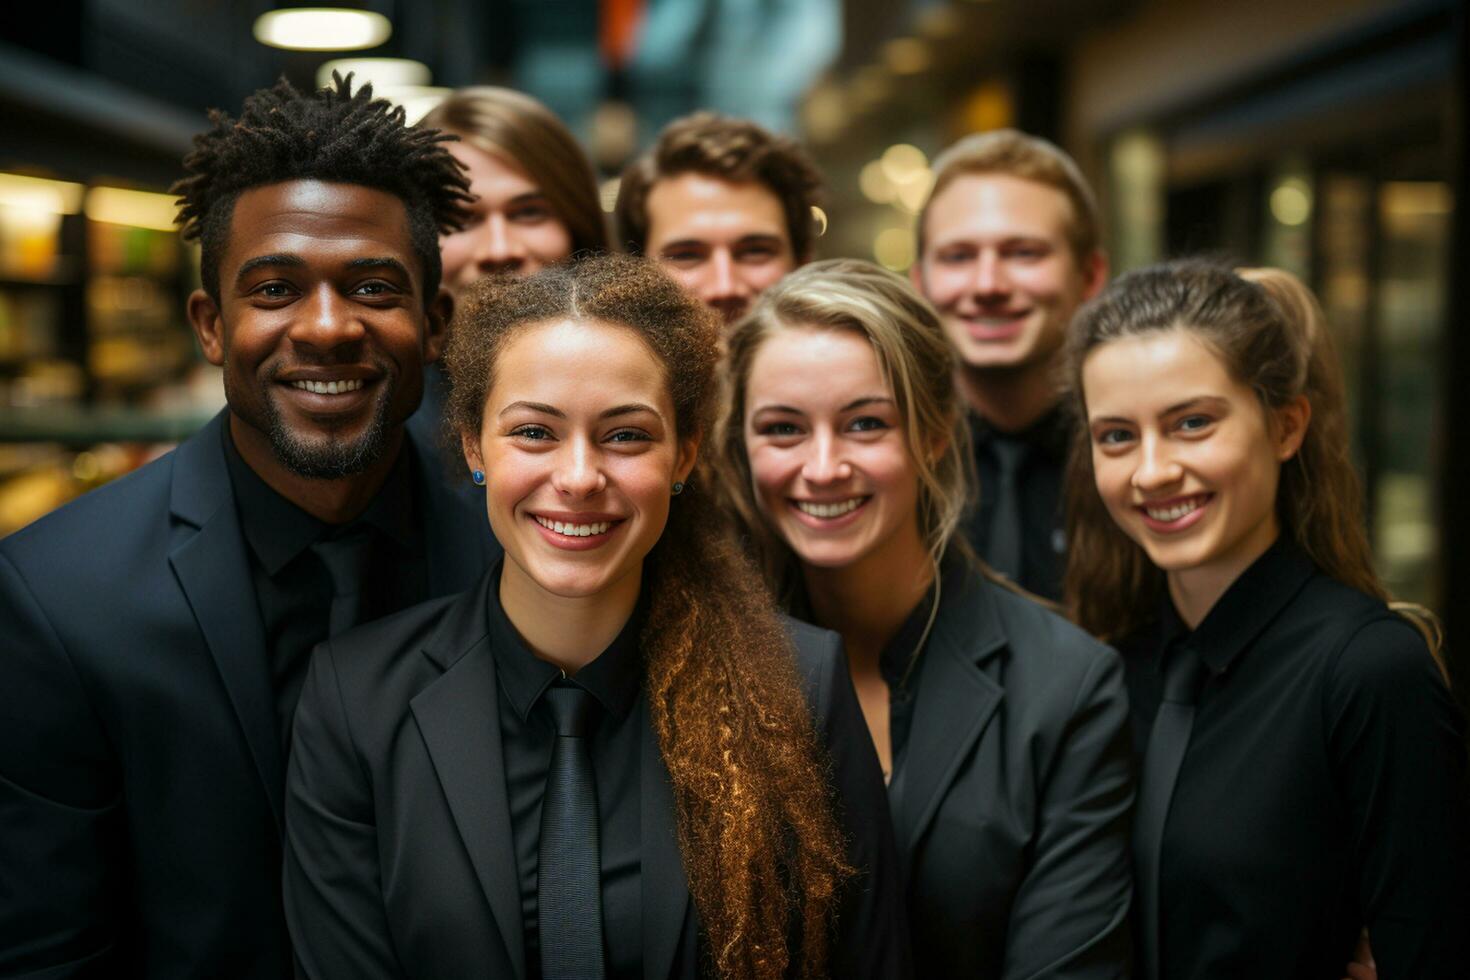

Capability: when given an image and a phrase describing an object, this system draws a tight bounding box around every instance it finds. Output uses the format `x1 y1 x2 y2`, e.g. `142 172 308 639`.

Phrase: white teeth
291 379 364 395
1146 498 1205 522
795 497 864 519
534 515 612 537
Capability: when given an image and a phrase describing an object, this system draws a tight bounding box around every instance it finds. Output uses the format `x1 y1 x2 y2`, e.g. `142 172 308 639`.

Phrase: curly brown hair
615 111 824 262
444 254 852 979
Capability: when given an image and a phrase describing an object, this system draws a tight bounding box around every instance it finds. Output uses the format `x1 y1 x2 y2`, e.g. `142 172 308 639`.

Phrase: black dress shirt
877 551 953 796
487 565 644 980
223 425 428 747
961 405 1072 600
1121 537 1470 979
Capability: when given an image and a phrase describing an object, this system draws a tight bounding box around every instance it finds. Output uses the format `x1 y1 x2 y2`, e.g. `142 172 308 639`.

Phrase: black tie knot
311 526 374 597
544 684 598 737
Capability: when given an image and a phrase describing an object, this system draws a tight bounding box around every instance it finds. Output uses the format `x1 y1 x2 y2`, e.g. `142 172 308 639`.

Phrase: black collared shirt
1121 538 1470 978
487 564 644 980
878 549 963 793
223 423 429 748
961 405 1072 600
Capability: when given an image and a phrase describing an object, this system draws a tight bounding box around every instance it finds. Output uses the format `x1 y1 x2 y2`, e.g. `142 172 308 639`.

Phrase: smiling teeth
292 379 363 395
795 498 864 518
1146 498 1205 522
534 515 612 537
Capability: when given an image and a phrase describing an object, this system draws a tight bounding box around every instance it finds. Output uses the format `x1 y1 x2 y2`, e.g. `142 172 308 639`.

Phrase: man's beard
256 372 397 480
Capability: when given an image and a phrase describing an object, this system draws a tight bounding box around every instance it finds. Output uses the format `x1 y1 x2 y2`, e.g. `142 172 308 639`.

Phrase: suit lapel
641 706 692 980
893 566 1006 855
167 413 283 828
410 578 525 980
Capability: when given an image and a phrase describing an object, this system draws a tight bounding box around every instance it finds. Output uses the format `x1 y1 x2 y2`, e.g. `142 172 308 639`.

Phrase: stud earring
472 470 486 486
671 481 685 496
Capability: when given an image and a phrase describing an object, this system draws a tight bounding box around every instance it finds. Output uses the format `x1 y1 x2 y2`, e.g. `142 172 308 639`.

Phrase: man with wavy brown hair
616 111 824 324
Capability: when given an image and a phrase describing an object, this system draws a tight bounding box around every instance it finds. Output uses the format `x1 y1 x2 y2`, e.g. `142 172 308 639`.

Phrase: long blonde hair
714 258 974 603
1063 260 1445 673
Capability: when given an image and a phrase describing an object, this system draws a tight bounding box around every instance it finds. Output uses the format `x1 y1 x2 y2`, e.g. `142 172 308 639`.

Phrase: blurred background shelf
0 405 214 444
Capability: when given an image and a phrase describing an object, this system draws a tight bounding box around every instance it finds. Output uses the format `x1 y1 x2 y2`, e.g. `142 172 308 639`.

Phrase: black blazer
283 572 911 979
0 412 497 979
891 557 1134 979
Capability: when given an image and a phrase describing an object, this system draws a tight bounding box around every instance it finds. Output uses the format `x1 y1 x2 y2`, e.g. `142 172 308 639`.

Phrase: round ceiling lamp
253 7 391 51
316 58 430 90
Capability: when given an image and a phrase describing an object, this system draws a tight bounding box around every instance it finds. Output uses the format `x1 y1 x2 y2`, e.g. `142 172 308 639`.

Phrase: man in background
911 130 1108 600
0 76 496 977
616 111 825 324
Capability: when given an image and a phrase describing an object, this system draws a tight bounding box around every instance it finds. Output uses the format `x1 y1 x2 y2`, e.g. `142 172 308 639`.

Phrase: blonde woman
716 258 1133 978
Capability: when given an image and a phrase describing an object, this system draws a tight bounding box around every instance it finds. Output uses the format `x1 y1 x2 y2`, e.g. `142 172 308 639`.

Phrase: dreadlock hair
445 254 853 980
172 73 472 306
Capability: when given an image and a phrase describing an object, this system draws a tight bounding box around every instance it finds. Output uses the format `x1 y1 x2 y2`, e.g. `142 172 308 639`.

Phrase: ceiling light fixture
253 7 391 51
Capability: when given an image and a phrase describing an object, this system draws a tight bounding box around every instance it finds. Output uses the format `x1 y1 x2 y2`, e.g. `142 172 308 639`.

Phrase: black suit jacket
283 573 911 979
0 412 497 978
891 558 1134 978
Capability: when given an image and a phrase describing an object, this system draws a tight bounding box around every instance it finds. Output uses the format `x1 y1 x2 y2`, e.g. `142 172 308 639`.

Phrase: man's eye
661 251 705 267
735 246 777 263
354 281 393 296
256 282 293 299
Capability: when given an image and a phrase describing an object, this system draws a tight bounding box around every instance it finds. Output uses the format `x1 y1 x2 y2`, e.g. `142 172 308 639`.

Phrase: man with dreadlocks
0 75 497 977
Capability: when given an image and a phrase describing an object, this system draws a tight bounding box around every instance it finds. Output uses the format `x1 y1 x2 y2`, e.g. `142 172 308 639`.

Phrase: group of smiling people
3 74 1467 980
279 81 1470 979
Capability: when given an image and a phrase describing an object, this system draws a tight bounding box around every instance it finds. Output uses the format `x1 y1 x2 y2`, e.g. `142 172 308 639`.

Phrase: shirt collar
1161 535 1317 676
969 401 1073 464
223 422 327 574
486 559 644 723
222 421 420 575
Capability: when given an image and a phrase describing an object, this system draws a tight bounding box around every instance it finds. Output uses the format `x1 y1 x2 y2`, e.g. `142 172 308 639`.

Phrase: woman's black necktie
1135 644 1207 980
538 684 606 979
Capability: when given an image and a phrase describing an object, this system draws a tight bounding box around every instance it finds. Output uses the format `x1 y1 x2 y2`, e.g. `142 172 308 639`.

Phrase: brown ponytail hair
444 254 852 979
1064 260 1443 669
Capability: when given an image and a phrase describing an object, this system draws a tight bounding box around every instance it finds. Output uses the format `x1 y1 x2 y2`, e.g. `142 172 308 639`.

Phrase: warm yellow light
253 8 391 51
873 228 915 270
1270 179 1312 227
860 161 896 205
884 38 931 75
317 57 429 90
0 173 84 215
895 169 934 214
85 187 180 231
880 144 928 185
600 178 621 214
811 206 829 238
377 85 451 124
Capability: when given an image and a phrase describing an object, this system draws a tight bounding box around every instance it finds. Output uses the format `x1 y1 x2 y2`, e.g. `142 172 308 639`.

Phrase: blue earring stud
671 481 685 496
472 470 486 486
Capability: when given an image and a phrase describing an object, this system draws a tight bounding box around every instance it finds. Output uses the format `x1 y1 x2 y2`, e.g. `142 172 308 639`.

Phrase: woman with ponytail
282 254 907 980
1065 259 1470 979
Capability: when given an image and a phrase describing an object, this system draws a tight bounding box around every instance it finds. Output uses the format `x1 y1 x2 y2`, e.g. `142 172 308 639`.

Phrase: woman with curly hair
1064 260 1470 979
714 258 1133 979
283 254 907 980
